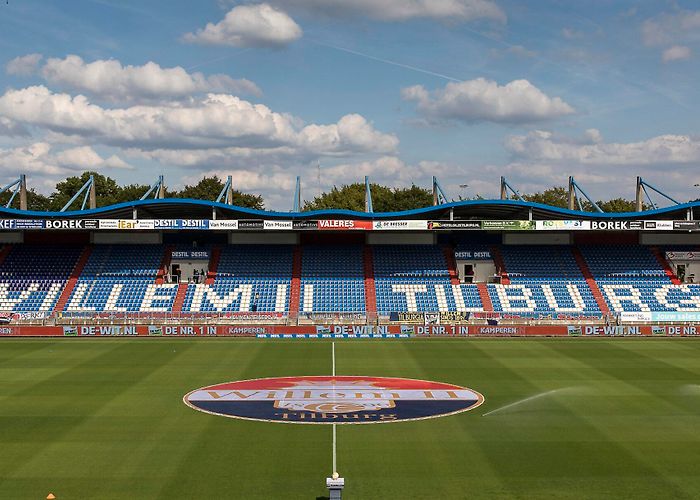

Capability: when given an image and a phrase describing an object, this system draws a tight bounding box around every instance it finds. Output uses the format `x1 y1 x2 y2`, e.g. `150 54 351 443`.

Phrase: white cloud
642 9 700 47
0 86 397 157
183 3 302 48
38 55 260 102
0 117 29 137
662 45 692 62
506 45 536 58
505 129 700 166
266 0 505 23
401 78 574 124
5 53 43 76
0 143 130 176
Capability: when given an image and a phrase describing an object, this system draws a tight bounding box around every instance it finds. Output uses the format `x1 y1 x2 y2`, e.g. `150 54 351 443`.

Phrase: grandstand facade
1 197 700 335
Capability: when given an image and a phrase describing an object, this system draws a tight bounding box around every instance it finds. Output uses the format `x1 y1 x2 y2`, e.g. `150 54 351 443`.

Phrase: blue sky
0 0 698 209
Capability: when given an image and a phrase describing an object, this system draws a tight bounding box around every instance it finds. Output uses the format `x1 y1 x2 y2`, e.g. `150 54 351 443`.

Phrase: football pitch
1 338 700 499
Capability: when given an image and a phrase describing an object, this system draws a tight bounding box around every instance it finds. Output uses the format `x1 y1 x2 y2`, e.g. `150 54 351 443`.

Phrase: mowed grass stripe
542 340 700 498
0 339 699 499
156 341 333 500
0 341 203 499
465 340 692 499
336 341 513 500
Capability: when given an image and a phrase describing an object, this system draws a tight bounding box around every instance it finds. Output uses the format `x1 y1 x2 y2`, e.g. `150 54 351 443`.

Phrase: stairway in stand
53 246 92 313
288 245 303 318
155 245 174 285
206 246 222 285
363 245 377 319
490 246 510 284
172 283 189 313
571 247 610 314
650 247 681 284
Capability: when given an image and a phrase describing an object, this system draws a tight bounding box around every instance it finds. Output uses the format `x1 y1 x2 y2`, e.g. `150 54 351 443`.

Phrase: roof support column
568 176 575 211
19 175 27 211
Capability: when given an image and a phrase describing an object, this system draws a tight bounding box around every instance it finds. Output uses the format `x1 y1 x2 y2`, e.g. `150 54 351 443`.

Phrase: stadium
0 172 699 498
2 1 700 498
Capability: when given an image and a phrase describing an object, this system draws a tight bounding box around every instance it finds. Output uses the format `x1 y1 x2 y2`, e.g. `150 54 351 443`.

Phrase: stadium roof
0 198 697 221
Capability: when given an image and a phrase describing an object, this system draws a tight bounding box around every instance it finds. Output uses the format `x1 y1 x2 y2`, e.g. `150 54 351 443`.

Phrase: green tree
171 175 264 210
303 183 432 212
49 172 123 211
523 186 569 208
596 198 647 213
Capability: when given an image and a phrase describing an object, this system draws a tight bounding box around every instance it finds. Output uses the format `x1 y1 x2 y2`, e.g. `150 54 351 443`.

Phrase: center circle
184 376 484 424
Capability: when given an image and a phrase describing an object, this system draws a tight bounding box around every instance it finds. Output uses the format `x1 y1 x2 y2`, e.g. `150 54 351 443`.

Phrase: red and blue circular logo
184 376 484 424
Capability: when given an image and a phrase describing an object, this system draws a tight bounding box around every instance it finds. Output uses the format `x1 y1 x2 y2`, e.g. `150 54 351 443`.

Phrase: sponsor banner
390 312 425 324
424 312 440 325
238 220 264 230
5 323 700 337
209 220 238 230
590 220 646 231
44 219 98 230
481 220 535 231
535 220 591 231
620 311 652 322
184 375 483 424
651 311 700 322
264 220 293 230
63 326 78 336
666 251 700 261
567 325 582 336
650 325 700 336
292 220 317 230
439 312 470 323
428 220 481 230
317 220 373 230
673 221 700 231
469 325 569 336
644 220 674 230
412 325 469 337
372 220 428 230
98 219 155 230
152 219 209 230
455 250 491 259
0 219 45 230
584 325 642 336
171 250 210 260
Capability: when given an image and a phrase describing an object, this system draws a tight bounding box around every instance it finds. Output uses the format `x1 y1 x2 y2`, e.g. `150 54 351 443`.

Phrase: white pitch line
332 341 337 474
482 388 565 416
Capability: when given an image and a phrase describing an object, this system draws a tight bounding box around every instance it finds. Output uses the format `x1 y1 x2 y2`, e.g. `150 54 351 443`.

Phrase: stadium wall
3 324 699 337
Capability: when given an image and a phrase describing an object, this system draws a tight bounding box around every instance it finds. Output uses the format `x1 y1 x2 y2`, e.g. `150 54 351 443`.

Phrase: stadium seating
3 242 698 318
490 245 601 317
183 245 293 313
300 245 365 313
0 245 82 313
373 245 483 314
579 245 700 313
65 245 168 312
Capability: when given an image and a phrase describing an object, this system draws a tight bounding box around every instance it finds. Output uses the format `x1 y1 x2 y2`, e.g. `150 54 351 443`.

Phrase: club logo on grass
184 376 484 424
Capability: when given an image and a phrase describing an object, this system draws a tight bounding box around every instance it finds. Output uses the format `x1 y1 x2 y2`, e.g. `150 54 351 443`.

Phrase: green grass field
1 338 700 499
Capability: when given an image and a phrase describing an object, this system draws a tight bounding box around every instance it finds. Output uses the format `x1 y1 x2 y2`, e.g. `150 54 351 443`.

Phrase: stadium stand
64 245 169 312
183 245 293 313
0 245 82 313
2 242 700 317
489 245 601 318
300 245 365 313
373 245 483 314
578 245 700 313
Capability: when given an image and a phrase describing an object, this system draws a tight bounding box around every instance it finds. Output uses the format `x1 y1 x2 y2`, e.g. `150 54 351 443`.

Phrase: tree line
0 172 656 213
